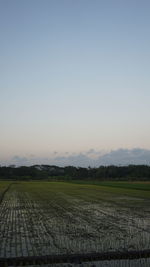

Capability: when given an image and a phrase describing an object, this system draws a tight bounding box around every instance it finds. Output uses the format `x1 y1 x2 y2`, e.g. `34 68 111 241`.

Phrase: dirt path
0 183 17 204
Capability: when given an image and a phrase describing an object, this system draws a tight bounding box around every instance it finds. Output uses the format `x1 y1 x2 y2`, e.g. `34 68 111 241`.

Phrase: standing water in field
0 182 149 265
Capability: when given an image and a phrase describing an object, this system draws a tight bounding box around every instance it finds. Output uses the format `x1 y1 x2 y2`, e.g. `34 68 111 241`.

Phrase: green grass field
14 180 150 203
66 180 150 191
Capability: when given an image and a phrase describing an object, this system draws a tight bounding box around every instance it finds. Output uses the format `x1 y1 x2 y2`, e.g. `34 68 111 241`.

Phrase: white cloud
1 148 150 167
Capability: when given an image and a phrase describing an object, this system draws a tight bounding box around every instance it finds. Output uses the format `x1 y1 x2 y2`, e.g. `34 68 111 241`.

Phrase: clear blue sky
0 0 150 163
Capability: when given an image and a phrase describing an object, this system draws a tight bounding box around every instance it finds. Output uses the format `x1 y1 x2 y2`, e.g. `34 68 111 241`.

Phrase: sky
0 0 150 166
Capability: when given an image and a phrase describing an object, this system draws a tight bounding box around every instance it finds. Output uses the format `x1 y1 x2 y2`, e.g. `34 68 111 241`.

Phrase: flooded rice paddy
0 181 149 266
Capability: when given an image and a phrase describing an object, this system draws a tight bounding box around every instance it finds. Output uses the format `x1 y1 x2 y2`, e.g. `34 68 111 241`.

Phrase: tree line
0 164 150 180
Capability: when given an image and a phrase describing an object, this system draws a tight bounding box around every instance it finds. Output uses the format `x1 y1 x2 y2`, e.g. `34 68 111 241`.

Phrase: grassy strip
17 181 150 202
65 180 150 191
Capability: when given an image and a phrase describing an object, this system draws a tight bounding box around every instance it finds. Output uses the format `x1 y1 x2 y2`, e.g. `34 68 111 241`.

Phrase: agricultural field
0 181 149 266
